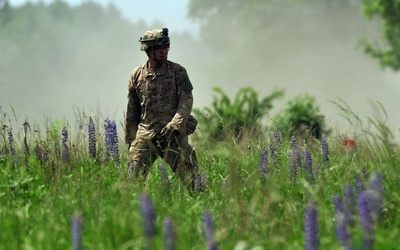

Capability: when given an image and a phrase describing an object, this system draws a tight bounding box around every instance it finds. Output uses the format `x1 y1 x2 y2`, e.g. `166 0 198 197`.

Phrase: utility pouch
186 115 198 135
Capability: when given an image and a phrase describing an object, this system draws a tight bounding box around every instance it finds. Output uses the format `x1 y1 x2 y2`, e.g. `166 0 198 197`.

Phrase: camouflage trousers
128 133 198 191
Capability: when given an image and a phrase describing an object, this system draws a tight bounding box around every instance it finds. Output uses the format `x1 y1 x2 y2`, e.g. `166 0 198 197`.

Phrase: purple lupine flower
34 140 50 163
355 174 365 196
88 117 96 158
7 127 15 156
304 201 319 250
62 126 68 143
71 214 83 250
104 118 113 154
258 148 269 176
288 150 297 182
203 211 217 250
140 193 157 242
343 184 355 227
62 126 70 162
290 135 297 148
104 118 119 164
303 149 314 183
369 172 383 196
196 172 208 192
110 120 119 163
1 125 9 155
34 141 41 161
23 121 30 156
321 137 329 167
367 171 384 220
291 136 302 167
269 145 278 168
159 165 171 191
163 217 176 250
332 195 354 250
128 159 135 180
273 130 281 144
357 191 374 250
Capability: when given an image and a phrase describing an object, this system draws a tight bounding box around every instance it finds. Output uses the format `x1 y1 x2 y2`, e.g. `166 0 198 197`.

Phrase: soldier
125 28 199 191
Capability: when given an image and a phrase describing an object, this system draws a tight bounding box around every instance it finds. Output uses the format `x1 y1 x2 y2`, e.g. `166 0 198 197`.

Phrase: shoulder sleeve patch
181 79 193 91
174 64 193 91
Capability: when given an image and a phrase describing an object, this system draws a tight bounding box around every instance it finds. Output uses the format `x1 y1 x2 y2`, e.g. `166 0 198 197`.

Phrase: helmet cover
139 28 170 51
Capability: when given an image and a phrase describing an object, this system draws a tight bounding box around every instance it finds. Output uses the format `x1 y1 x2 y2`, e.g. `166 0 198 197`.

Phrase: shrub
193 87 284 141
272 94 327 140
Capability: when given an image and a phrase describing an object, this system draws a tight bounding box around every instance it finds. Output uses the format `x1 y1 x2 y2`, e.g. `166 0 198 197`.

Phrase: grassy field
1 112 399 250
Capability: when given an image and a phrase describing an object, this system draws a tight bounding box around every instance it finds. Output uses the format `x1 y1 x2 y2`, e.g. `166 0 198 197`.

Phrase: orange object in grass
343 138 356 150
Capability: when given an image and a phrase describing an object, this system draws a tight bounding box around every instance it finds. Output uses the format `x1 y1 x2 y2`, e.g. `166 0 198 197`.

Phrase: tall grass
0 105 399 249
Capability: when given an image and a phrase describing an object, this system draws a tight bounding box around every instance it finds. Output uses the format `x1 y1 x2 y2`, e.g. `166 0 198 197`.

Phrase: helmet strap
146 49 164 69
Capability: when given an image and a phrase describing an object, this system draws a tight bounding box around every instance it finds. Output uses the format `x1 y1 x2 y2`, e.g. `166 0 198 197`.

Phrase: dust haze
1 1 400 138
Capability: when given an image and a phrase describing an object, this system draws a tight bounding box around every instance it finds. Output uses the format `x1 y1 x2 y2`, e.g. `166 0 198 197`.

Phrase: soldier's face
152 45 169 61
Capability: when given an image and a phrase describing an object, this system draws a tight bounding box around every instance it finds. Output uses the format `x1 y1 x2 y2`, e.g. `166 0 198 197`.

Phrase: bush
272 94 327 140
193 87 284 141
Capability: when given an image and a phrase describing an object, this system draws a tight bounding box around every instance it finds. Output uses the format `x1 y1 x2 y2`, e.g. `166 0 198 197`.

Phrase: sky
9 0 197 33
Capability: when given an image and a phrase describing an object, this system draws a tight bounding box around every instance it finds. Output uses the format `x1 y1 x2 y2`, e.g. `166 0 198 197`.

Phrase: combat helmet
139 28 170 51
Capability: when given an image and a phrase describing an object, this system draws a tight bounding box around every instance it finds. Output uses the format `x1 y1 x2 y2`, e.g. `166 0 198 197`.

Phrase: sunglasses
153 45 170 52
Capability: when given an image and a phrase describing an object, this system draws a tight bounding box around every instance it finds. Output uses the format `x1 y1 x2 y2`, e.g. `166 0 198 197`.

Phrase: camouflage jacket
125 60 194 144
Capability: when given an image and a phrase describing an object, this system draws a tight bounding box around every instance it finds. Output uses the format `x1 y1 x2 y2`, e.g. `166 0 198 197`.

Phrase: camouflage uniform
125 28 198 191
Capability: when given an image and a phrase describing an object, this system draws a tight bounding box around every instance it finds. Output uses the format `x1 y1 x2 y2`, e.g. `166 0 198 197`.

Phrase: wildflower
288 150 297 182
163 217 176 250
343 138 356 151
367 171 384 220
203 211 217 250
110 120 119 163
343 184 355 227
303 149 314 183
140 193 157 242
290 136 302 167
34 141 49 162
305 201 319 250
88 117 96 158
290 135 297 148
1 125 9 155
128 159 135 180
23 121 30 156
159 165 171 191
104 118 119 164
355 174 365 196
332 195 354 250
258 148 269 176
104 118 112 154
357 191 374 250
71 214 83 250
273 130 281 144
62 126 68 143
269 145 278 168
196 172 208 192
321 137 329 167
369 172 383 196
7 127 16 156
62 126 70 162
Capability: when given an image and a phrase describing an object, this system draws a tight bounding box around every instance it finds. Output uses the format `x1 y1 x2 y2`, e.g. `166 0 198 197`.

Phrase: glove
160 122 180 139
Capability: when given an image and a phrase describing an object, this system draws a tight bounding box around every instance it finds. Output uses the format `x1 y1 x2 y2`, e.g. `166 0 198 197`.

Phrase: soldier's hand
160 122 179 139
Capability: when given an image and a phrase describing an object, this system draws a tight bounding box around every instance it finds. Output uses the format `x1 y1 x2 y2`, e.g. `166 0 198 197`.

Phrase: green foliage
47 119 64 141
1 109 400 249
360 0 400 70
193 87 284 141
272 94 327 140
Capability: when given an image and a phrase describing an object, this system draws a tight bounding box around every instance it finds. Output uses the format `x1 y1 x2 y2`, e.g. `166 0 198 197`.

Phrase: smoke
1 1 399 139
